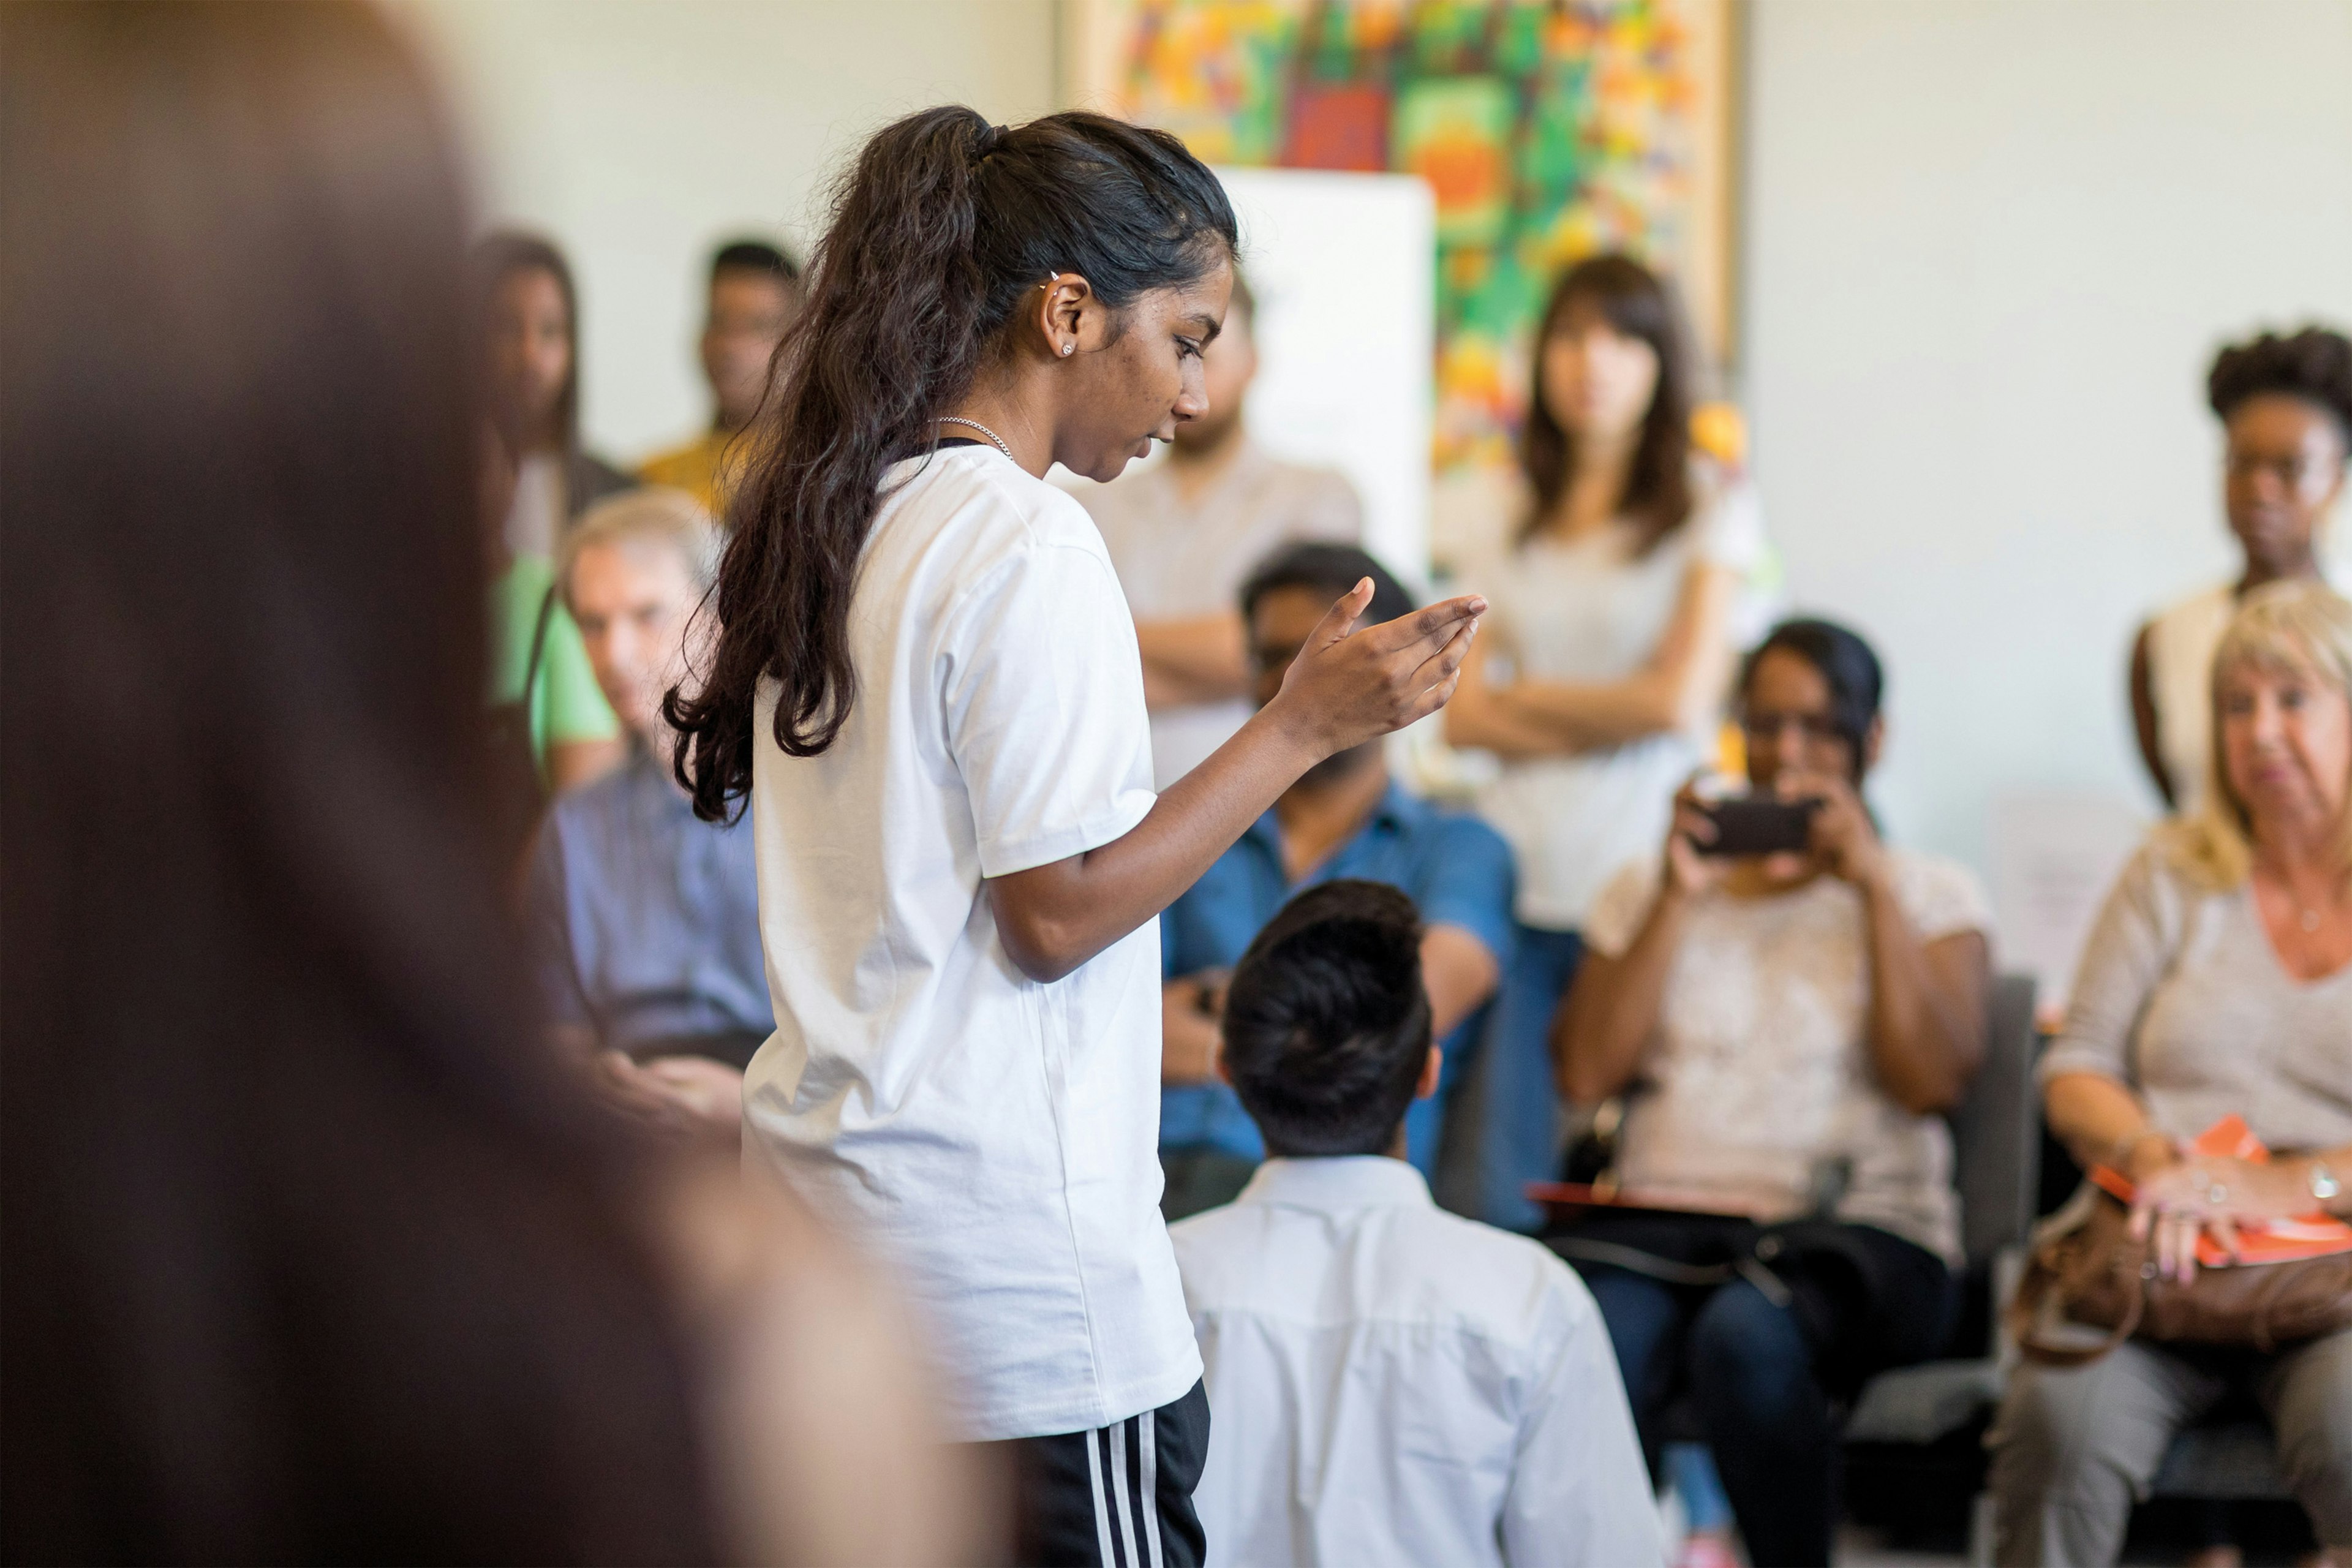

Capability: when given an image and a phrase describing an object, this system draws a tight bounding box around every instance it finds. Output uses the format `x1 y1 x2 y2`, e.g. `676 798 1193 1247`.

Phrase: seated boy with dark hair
1169 881 1660 1567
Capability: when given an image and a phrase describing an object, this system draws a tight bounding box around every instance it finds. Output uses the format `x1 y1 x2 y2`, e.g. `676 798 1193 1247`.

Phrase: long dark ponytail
669 105 1237 821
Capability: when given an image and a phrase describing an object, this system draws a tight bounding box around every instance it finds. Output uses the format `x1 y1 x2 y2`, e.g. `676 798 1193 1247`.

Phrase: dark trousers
975 1380 1209 1567
1559 1213 1957 1568
1456 924 1583 1231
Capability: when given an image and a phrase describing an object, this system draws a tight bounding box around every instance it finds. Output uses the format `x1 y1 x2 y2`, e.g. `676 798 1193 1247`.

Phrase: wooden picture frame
1058 0 1740 380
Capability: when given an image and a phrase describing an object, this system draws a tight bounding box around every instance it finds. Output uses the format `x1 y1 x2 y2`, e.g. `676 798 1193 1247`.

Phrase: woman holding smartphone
1547 618 1990 1568
1443 255 1770 1230
668 107 1482 1566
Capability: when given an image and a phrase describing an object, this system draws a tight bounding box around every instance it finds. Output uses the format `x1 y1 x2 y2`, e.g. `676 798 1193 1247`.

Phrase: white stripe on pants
1082 1414 1161 1568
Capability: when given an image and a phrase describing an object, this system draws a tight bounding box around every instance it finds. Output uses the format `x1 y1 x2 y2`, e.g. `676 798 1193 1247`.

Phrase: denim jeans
1454 923 1581 1231
1567 1216 1956 1568
1666 1442 1734 1534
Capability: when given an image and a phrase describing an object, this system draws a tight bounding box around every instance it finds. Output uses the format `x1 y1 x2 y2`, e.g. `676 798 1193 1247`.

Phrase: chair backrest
1948 973 2041 1268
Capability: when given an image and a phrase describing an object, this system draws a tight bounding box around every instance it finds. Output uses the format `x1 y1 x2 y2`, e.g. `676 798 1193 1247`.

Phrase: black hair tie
974 122 1008 160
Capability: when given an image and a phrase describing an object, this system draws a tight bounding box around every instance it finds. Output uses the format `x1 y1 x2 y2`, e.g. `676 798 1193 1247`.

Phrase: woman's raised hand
1265 578 1486 763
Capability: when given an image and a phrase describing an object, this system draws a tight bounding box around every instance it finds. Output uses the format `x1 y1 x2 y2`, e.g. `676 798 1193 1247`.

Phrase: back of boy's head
1221 880 1432 1158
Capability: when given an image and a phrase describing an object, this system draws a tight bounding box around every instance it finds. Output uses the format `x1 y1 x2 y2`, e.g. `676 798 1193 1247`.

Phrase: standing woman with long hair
1445 255 1768 1231
476 233 635 799
475 230 638 558
669 107 1483 1564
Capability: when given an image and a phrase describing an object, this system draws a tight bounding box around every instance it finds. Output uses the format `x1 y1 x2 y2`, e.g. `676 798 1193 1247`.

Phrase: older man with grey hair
526 487 768 1123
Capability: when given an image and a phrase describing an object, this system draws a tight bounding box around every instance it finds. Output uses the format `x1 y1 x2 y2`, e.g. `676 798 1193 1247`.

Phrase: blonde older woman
1990 579 2352 1568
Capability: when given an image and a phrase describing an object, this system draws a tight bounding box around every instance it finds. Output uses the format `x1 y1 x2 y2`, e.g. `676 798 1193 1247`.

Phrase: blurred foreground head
1 7 970 1563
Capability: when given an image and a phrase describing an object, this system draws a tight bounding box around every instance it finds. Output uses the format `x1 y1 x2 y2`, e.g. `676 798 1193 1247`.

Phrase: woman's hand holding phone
1663 776 1732 896
1778 767 1887 888
1665 768 1883 891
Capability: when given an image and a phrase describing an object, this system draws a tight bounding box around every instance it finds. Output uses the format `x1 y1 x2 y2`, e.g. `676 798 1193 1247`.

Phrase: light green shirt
491 554 619 772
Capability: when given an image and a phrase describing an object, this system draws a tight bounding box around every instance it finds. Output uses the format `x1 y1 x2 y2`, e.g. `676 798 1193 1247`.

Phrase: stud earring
1061 342 1074 356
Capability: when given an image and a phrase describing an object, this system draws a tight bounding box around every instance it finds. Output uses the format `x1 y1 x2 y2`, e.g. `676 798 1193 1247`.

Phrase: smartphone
1695 796 1820 857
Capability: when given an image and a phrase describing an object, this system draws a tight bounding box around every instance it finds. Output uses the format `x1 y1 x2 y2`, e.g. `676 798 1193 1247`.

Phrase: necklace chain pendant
937 417 1013 461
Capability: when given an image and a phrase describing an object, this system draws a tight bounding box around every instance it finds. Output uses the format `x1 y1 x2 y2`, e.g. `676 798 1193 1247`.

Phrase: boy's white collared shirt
1170 1156 1662 1568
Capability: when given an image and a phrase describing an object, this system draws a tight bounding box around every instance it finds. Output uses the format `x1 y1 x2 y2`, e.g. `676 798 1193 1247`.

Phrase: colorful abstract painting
1074 0 1731 481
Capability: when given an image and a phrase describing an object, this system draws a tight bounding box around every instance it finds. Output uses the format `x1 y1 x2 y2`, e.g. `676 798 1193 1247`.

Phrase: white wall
1208 168 1434 579
1743 0 2352 882
396 0 1057 463
403 0 2352 900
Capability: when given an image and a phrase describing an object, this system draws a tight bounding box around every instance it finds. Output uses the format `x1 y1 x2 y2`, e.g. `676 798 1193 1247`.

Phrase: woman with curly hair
2132 326 2352 813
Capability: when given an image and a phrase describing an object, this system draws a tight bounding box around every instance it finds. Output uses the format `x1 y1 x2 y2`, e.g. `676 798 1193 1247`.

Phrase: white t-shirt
1583 848 1995 1264
502 450 565 560
1468 478 1770 930
1072 439 1363 788
742 445 1201 1441
1170 1158 1661 1568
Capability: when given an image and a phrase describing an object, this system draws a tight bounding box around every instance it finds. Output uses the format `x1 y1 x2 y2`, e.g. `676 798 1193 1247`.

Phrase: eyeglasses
2226 453 2330 488
1251 643 1308 675
1739 709 1844 745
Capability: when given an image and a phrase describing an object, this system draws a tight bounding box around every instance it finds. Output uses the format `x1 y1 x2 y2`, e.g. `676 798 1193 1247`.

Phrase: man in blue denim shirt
1158 545 1515 1218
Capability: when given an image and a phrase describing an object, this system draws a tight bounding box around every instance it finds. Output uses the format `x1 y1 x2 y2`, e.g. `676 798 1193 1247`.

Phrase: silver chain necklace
937 417 1012 461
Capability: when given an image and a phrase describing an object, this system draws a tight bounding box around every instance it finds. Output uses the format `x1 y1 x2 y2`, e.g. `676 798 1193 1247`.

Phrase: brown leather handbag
2010 1186 2352 1367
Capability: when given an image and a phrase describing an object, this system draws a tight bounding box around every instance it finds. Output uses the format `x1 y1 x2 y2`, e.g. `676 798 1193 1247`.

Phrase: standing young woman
2130 326 2351 814
475 232 637 559
1443 255 1768 1230
477 235 636 799
669 107 1484 1565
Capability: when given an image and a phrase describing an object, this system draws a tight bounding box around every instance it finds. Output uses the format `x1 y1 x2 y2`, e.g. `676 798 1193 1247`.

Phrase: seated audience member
1158 544 1513 1218
1446 254 1773 1234
527 489 772 1098
1170 881 1659 1568
1074 268 1364 788
2132 326 2351 813
638 238 800 516
1551 617 1992 1568
1991 579 2352 1568
1 7 972 1561
475 230 636 560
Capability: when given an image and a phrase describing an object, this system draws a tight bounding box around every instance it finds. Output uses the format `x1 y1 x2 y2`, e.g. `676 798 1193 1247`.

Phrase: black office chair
1575 974 2041 1555
1844 972 2043 1446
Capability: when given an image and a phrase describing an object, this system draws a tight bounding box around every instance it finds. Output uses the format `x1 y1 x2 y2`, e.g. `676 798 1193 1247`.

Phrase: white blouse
2039 841 2352 1153
1584 849 1995 1263
1468 477 1769 929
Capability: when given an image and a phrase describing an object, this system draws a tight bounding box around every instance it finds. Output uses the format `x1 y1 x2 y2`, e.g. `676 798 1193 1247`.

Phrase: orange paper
2090 1115 2352 1267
